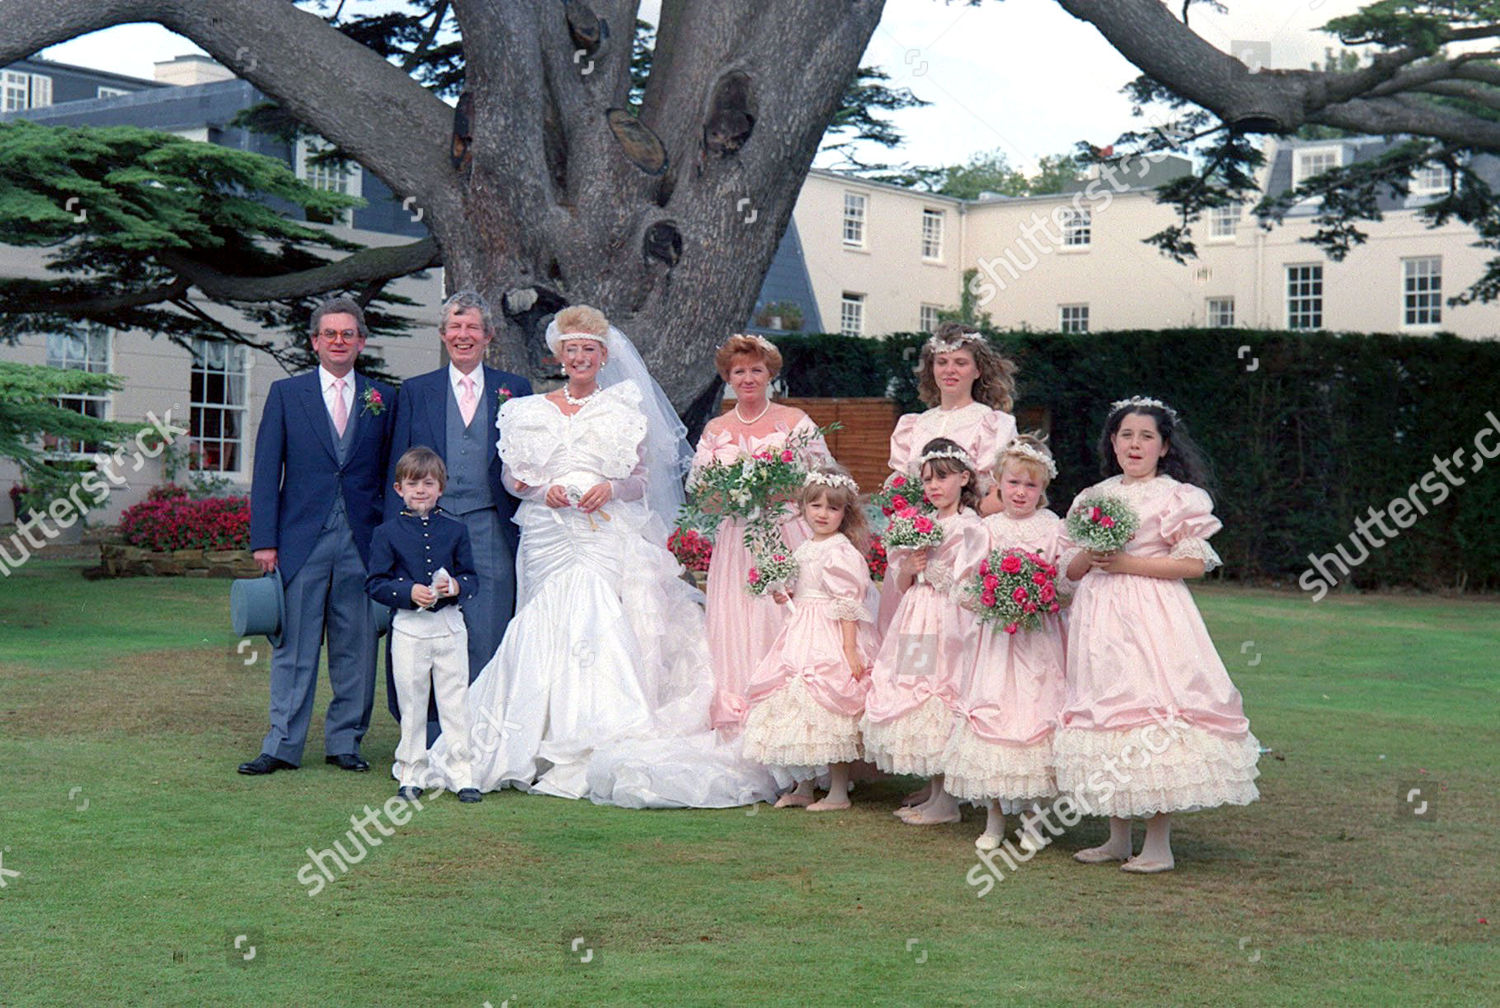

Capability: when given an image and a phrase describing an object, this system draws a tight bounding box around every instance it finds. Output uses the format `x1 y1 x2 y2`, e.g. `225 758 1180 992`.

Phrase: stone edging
99 542 260 579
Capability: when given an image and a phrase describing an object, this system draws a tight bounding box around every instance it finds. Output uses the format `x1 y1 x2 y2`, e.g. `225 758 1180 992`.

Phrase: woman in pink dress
944 436 1074 853
742 467 878 810
1056 397 1260 873
692 334 828 735
879 322 1017 632
862 438 990 825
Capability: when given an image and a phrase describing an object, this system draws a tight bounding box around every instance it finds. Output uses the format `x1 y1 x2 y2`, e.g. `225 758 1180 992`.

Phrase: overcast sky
41 0 1369 173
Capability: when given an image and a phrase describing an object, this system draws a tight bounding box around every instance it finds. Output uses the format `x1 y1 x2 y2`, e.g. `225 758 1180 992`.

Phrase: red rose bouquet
882 505 944 551
870 472 933 517
964 548 1061 634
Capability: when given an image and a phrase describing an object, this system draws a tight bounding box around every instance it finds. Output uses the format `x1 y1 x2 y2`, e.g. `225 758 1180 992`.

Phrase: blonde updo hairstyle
553 304 609 339
715 333 783 382
915 321 1017 412
994 431 1055 508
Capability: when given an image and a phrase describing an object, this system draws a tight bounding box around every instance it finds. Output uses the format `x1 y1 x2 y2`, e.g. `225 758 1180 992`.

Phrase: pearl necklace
735 400 771 425
563 385 600 407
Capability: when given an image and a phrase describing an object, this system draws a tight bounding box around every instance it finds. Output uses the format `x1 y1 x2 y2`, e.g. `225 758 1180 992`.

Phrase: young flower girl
742 466 878 811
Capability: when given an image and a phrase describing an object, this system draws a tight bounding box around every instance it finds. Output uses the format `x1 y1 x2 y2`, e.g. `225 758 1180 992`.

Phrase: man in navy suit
386 291 532 714
239 296 395 775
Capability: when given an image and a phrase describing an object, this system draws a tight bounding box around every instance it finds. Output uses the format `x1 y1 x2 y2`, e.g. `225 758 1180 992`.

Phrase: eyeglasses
317 329 359 343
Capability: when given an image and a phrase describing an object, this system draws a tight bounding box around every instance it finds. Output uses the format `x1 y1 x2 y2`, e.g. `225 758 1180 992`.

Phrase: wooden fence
718 397 900 493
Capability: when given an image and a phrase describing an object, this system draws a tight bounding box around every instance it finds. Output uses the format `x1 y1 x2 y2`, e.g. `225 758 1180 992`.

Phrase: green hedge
770 329 1500 593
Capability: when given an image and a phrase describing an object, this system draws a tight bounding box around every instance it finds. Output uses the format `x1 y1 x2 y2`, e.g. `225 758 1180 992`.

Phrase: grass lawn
1 554 1496 1007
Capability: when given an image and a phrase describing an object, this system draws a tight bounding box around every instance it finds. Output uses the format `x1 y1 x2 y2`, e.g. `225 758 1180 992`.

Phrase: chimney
153 54 234 87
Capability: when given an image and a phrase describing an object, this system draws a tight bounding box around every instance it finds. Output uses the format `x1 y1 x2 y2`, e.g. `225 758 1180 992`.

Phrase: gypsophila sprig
964 548 1060 634
882 505 944 551
1066 494 1140 552
746 550 799 597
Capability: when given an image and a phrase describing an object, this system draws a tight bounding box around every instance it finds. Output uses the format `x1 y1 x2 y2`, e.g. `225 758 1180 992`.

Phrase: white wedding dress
422 380 780 807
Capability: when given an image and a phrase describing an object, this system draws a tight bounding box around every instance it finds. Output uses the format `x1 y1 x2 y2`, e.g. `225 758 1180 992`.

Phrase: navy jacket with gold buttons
364 508 478 611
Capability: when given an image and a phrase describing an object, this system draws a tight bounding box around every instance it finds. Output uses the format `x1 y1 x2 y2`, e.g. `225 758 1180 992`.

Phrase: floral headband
1000 440 1058 480
805 470 859 494
924 330 984 355
1110 395 1179 422
918 446 973 468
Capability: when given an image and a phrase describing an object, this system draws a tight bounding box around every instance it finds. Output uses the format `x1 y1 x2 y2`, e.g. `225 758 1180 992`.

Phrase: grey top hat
231 569 285 649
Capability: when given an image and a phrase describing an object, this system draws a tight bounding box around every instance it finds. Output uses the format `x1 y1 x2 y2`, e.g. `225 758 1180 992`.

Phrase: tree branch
158 237 441 302
0 0 459 224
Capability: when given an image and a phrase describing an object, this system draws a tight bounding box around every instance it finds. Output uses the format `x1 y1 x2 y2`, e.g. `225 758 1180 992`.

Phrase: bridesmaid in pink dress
943 436 1075 853
742 467 878 810
692 334 828 735
1056 397 1259 873
861 438 990 825
879 322 1018 632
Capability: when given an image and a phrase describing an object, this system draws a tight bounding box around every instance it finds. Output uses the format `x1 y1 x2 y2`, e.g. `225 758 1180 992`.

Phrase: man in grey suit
240 296 395 775
385 291 532 726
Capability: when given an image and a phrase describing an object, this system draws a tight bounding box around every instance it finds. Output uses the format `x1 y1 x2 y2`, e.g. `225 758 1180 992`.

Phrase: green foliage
769 327 1500 592
0 120 424 376
1112 4 1500 303
877 148 1085 198
820 65 931 172
0 359 127 472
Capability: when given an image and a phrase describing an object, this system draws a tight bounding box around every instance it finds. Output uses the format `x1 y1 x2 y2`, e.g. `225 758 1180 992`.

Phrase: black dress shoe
397 785 423 801
458 788 482 803
325 753 370 772
238 753 296 775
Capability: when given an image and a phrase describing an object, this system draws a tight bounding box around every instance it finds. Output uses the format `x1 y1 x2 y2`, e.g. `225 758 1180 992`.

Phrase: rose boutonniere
496 385 514 407
361 387 385 416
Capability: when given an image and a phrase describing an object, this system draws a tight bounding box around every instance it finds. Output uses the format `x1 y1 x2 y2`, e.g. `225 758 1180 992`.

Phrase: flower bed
101 487 257 578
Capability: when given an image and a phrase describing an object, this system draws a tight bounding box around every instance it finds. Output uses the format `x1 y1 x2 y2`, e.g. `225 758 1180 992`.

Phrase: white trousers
391 627 473 790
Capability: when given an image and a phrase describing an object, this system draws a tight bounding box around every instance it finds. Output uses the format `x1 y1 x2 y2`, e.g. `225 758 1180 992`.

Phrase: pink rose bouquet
964 548 1061 634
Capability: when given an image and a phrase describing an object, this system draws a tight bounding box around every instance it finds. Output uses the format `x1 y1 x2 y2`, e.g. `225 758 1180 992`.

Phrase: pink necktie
332 377 348 436
459 376 477 427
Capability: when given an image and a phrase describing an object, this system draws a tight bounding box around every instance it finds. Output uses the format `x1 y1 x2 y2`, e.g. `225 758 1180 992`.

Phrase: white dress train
419 381 780 807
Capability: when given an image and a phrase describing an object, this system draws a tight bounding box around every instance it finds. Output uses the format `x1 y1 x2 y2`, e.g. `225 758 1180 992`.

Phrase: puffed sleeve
887 413 920 481
1161 483 1223 572
824 540 875 623
1035 511 1080 597
930 514 990 597
691 421 732 474
970 409 1017 477
788 413 831 466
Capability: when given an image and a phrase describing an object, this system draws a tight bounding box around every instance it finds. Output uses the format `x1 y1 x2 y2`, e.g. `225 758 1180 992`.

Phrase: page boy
366 446 482 802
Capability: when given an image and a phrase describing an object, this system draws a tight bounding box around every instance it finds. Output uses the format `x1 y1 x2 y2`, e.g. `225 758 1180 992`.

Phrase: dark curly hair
1097 399 1213 492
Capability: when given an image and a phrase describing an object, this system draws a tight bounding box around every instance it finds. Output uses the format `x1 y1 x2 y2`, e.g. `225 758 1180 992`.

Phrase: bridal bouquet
882 506 944 551
686 425 833 522
964 549 1061 634
746 550 799 597
1066 494 1140 552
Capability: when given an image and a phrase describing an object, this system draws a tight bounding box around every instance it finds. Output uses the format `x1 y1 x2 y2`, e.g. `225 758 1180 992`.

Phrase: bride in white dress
424 305 779 807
